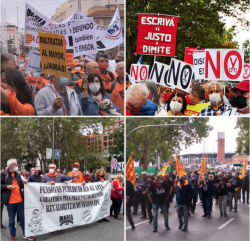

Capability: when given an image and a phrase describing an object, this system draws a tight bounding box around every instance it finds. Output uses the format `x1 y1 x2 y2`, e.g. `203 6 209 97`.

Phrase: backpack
107 70 115 81
111 80 116 93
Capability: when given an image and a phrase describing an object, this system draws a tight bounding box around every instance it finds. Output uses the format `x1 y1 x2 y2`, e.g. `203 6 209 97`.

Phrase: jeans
146 200 153 219
218 195 227 215
152 203 168 229
139 193 147 217
229 192 240 211
190 196 197 212
242 188 249 203
5 201 25 236
176 204 189 228
117 198 123 214
202 197 212 215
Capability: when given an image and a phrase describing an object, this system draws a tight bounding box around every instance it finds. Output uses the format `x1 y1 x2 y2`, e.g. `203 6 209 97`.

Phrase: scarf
46 172 58 178
155 181 162 189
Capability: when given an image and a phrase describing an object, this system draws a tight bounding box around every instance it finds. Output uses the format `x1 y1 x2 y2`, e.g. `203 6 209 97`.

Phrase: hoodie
136 99 158 116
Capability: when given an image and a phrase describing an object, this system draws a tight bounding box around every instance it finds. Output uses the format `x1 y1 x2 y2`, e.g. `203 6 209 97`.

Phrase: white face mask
73 168 78 172
13 166 18 172
209 93 221 105
170 101 182 113
4 88 13 93
75 67 81 71
49 169 55 174
79 62 84 66
89 83 100 93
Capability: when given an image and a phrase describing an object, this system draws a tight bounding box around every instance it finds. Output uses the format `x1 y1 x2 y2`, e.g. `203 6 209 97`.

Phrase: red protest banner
136 14 179 56
25 76 49 89
184 47 205 65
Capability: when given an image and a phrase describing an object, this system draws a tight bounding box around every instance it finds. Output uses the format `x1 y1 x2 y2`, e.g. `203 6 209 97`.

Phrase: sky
180 117 239 155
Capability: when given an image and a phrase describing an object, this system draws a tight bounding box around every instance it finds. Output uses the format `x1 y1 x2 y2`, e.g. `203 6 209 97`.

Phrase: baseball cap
231 81 250 92
72 162 80 166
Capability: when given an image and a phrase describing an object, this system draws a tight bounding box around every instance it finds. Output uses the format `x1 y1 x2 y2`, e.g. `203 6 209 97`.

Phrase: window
114 123 118 127
109 129 113 134
109 125 113 128
120 117 123 121
106 21 110 26
105 126 108 129
91 138 94 142
109 136 113 140
104 130 108 135
104 136 107 141
120 121 123 126
104 142 107 147
103 148 107 153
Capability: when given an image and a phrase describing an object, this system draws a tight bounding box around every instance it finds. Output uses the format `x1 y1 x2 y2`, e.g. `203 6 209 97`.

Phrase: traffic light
184 121 190 133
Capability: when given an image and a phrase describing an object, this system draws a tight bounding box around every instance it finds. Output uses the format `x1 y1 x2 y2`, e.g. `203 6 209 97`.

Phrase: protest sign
111 158 117 169
24 3 86 49
18 57 24 65
72 18 97 57
184 47 205 65
85 54 96 62
166 59 193 93
148 61 170 86
136 14 179 56
193 52 205 80
130 64 149 81
243 64 250 80
38 32 69 78
66 53 74 67
205 49 244 81
26 49 42 73
25 76 49 89
116 162 125 172
24 181 111 237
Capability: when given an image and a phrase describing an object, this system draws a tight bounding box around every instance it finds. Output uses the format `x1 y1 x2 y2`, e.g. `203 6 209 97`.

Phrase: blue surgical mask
203 176 207 180
234 174 237 177
159 180 164 184
59 77 70 87
33 73 40 77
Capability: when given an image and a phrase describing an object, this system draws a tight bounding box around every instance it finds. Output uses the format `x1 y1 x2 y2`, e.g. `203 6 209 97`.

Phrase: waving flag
239 163 247 179
158 159 174 176
176 157 187 176
137 56 143 64
198 155 207 183
126 153 136 186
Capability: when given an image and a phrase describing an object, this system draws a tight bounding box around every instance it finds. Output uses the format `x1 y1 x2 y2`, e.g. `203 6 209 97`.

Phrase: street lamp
138 146 142 173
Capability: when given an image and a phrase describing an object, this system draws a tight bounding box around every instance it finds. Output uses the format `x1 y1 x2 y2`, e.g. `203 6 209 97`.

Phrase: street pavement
1 205 124 241
126 197 250 241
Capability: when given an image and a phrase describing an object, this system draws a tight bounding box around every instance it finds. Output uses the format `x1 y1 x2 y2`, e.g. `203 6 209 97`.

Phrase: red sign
243 64 250 80
130 64 149 81
136 14 179 56
184 47 205 65
111 158 117 169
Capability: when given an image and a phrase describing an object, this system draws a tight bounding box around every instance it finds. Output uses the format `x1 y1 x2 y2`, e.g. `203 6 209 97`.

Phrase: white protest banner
148 61 169 86
116 162 125 172
24 181 111 237
24 3 86 49
26 49 42 73
95 7 123 50
205 49 244 81
243 64 250 80
166 58 193 93
111 158 117 169
193 52 205 80
130 64 149 81
85 54 96 62
72 18 97 57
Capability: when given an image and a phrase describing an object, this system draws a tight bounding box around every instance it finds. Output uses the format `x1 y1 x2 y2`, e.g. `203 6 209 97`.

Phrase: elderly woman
78 73 121 116
1 68 35 116
110 174 124 220
166 93 187 116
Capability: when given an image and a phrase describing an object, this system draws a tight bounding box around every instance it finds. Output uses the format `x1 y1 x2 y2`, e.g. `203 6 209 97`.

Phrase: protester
28 167 42 183
126 84 158 115
1 53 17 70
138 80 168 116
216 173 228 217
110 62 125 115
185 85 209 116
132 177 139 215
1 68 35 116
20 170 28 181
107 51 124 73
110 174 124 220
176 175 192 231
199 83 232 116
163 173 173 212
67 162 84 183
69 62 82 86
242 172 249 204
84 171 91 183
166 93 187 116
1 159 34 241
145 176 154 223
228 171 243 212
199 172 215 218
78 73 121 115
126 179 135 230
56 169 61 174
34 73 82 116
224 81 250 116
148 175 170 232
188 173 198 214
93 169 107 182
96 54 117 92
138 172 148 219
158 86 171 110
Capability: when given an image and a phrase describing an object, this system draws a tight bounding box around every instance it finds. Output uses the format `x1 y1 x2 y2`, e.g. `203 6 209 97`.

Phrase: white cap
86 171 90 175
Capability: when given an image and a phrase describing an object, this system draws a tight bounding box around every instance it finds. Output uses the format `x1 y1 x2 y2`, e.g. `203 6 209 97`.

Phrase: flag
198 155 207 183
137 56 142 64
176 157 187 176
158 159 173 176
239 163 247 179
126 153 136 186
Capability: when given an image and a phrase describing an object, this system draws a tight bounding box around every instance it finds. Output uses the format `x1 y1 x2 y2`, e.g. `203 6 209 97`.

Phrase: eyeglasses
99 60 109 63
209 90 221 94
117 67 125 71
91 66 100 69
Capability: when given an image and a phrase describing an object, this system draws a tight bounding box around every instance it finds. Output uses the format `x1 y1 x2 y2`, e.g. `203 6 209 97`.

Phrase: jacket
111 179 124 199
242 175 249 190
78 93 121 116
1 170 24 204
34 84 83 116
126 179 135 198
176 180 193 205
198 179 215 198
93 176 106 182
136 99 158 116
41 173 73 183
28 174 42 183
110 77 124 115
188 179 198 197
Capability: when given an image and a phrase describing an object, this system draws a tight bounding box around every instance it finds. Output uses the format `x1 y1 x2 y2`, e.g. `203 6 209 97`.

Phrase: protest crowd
126 163 249 232
1 159 124 241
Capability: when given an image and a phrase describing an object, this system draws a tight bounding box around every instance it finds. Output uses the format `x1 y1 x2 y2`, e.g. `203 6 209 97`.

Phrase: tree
126 118 213 170
235 117 249 156
242 39 250 62
126 0 250 72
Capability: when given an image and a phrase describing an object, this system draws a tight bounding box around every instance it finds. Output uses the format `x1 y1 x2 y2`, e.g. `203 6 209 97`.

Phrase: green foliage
126 117 213 169
126 0 249 71
242 39 250 62
1 117 113 173
235 117 249 155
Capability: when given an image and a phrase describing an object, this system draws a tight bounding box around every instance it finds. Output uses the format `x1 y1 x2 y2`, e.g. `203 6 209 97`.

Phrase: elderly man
199 172 215 219
1 53 17 69
28 167 42 183
188 173 198 214
199 83 232 116
176 175 192 231
107 51 124 73
42 163 85 185
1 159 34 241
56 169 61 174
110 62 124 115
34 74 82 116
138 172 149 219
216 172 228 217
163 173 173 213
148 175 170 232
228 171 242 212
67 162 84 183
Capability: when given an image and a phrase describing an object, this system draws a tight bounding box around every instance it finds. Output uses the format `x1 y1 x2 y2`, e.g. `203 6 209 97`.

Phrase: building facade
217 132 225 163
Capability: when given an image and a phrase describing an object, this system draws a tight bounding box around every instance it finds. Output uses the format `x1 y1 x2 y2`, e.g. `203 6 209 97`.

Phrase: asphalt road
1 204 124 241
126 197 250 241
